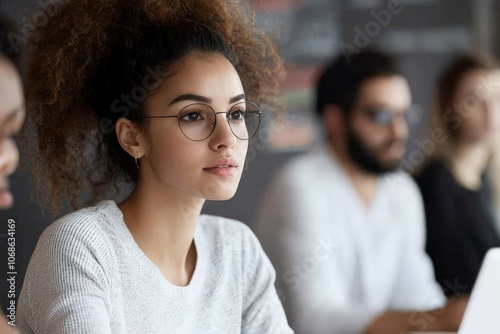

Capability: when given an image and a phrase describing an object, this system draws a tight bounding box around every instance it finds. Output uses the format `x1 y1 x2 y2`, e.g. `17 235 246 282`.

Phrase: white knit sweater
17 200 292 334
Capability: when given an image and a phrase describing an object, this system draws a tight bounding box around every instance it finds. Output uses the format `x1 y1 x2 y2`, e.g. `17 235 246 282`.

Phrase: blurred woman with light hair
415 52 500 297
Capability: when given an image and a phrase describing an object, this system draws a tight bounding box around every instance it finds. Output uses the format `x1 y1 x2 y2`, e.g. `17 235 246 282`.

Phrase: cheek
0 140 19 175
491 112 500 130
237 140 249 159
353 121 387 146
463 112 484 131
146 125 194 169
152 140 197 172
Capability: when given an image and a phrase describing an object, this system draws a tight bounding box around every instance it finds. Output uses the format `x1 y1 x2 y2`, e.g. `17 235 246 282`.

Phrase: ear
323 104 345 139
115 118 147 158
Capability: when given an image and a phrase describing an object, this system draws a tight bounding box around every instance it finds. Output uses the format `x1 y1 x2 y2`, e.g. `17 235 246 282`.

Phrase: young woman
415 53 500 296
17 1 291 333
0 13 25 334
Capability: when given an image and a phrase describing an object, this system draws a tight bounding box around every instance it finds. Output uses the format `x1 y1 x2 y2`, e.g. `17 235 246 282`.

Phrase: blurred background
1 0 500 314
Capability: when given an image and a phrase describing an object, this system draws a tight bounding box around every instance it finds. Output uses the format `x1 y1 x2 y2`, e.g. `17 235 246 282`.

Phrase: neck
330 142 379 210
448 140 490 190
118 178 204 286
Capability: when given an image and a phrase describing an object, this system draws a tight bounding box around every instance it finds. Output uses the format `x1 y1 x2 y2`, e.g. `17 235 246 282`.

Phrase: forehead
355 75 411 109
153 52 243 102
455 69 500 95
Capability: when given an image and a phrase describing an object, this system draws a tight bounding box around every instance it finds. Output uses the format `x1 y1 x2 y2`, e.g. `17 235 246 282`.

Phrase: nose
208 113 237 150
0 139 19 179
389 113 409 140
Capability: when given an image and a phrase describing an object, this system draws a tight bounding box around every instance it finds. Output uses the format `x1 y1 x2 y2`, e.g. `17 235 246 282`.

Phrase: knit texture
17 200 292 334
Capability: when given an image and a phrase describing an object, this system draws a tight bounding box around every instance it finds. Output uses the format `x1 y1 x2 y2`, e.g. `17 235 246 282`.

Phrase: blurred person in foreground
415 53 500 297
0 13 25 334
254 49 467 334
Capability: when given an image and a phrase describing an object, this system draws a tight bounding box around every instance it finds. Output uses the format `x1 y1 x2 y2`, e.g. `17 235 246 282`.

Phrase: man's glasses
359 107 413 126
142 101 261 141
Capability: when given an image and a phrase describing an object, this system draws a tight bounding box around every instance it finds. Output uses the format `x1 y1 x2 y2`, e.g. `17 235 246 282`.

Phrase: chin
384 161 402 172
0 203 12 210
196 182 239 201
206 191 238 201
377 156 403 172
197 173 242 200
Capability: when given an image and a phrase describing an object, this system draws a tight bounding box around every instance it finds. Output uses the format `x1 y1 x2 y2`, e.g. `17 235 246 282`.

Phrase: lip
203 157 238 177
0 188 13 208
203 157 238 169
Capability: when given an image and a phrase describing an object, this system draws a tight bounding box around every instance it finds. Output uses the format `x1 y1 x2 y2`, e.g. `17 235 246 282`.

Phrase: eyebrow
168 93 246 106
229 94 246 104
0 106 24 125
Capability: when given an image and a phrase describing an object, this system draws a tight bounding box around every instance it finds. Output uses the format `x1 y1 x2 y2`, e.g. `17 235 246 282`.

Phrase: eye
228 109 245 121
8 134 19 142
374 112 393 124
180 111 204 122
0 130 18 143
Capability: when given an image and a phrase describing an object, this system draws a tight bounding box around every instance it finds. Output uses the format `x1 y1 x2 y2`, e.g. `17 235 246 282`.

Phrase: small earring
135 154 139 169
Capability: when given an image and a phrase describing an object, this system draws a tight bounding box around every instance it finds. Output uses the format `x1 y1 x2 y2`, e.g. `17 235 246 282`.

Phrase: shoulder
25 202 117 291
383 172 427 225
197 215 265 262
198 216 276 285
414 160 455 202
198 215 258 246
280 147 331 178
36 201 116 256
255 147 345 232
269 147 338 195
384 170 422 199
415 160 449 187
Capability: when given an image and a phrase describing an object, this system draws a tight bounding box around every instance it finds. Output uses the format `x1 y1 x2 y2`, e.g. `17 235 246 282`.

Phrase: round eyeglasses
359 107 412 126
142 101 261 141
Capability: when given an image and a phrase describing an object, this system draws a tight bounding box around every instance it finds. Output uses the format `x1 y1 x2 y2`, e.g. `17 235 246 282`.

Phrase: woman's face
0 58 24 209
452 69 500 143
139 52 249 201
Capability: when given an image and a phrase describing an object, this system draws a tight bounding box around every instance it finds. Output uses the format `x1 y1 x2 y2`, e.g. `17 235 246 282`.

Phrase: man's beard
346 127 405 175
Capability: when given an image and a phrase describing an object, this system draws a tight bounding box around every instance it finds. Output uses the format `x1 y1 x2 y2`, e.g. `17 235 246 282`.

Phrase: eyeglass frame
141 101 262 141
357 106 414 126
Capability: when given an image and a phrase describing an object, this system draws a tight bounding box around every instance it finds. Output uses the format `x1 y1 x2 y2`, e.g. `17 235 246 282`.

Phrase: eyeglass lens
178 102 260 141
362 108 411 126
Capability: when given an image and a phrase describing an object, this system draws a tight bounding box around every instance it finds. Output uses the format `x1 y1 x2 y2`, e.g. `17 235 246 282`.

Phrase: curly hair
23 0 285 215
